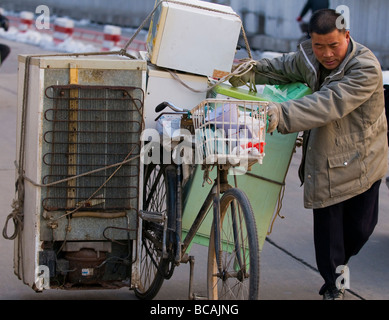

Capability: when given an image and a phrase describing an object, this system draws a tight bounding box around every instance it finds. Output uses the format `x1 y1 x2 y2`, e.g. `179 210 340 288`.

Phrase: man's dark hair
308 9 345 35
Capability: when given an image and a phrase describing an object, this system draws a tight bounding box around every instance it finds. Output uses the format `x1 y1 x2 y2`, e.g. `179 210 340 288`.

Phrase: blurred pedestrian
296 0 329 43
0 13 10 65
296 0 330 22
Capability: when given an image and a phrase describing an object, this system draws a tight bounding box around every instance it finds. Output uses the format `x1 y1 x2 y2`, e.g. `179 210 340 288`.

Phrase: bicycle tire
207 188 260 300
135 163 176 300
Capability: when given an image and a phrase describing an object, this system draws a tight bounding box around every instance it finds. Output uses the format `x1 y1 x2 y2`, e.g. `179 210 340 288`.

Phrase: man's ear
345 30 350 43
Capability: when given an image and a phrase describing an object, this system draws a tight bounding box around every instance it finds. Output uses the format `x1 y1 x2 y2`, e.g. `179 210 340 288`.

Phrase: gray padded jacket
251 38 388 209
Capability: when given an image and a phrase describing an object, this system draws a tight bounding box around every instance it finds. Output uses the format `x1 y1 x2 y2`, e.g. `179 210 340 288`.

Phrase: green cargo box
182 82 312 250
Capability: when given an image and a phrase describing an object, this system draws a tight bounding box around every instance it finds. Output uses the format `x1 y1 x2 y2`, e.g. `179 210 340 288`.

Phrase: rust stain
81 70 105 84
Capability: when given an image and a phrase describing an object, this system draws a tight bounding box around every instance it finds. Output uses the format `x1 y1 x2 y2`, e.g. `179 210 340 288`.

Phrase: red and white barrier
102 25 121 51
19 11 34 33
7 13 147 53
53 17 74 43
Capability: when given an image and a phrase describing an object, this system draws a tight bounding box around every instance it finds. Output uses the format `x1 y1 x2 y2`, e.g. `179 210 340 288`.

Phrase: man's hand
229 61 256 87
229 73 251 87
267 103 280 133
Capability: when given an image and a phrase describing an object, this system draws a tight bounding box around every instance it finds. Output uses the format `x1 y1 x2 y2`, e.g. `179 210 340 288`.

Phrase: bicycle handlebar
155 101 189 113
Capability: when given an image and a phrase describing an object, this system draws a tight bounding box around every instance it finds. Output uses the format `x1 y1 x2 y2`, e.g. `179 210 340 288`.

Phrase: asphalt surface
0 37 388 302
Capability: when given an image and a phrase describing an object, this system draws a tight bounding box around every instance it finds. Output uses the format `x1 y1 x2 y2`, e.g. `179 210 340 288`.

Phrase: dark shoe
322 286 345 300
386 176 389 189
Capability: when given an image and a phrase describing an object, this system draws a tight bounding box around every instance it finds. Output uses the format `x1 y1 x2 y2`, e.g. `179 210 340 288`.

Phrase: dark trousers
313 180 381 294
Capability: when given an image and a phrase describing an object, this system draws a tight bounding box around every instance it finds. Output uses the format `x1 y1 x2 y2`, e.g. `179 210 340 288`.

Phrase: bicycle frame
179 167 230 269
142 98 266 295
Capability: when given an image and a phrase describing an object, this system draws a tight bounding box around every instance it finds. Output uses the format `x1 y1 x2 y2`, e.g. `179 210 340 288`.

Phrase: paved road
0 37 388 301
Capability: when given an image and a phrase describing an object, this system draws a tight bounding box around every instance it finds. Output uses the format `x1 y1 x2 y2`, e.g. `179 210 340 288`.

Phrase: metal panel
39 83 144 242
42 85 143 213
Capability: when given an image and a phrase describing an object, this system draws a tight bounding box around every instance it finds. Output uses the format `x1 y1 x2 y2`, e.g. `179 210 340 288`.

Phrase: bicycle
135 98 268 300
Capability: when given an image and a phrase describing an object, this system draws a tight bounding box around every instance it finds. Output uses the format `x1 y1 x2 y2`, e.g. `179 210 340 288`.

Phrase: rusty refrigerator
14 55 146 291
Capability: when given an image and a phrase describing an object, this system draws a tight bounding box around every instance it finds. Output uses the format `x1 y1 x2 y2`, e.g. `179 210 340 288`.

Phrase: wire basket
191 99 268 167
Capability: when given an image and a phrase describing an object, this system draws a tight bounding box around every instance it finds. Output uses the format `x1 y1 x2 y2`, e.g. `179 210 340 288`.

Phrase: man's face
311 29 350 70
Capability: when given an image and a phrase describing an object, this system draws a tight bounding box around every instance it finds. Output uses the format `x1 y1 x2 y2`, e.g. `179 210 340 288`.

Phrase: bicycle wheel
207 188 260 300
135 164 176 300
